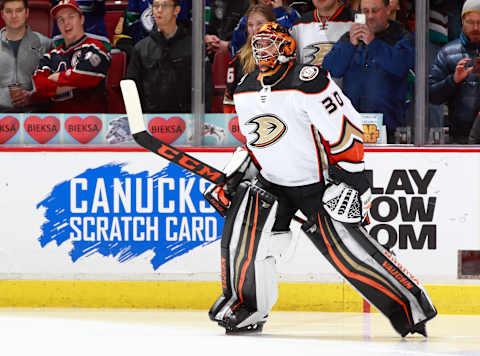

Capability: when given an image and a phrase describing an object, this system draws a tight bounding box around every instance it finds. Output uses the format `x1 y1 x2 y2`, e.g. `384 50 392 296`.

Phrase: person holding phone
322 0 414 143
430 0 480 144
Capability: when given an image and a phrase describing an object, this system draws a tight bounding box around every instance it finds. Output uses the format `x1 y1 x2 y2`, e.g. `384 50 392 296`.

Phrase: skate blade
411 322 427 337
222 321 265 335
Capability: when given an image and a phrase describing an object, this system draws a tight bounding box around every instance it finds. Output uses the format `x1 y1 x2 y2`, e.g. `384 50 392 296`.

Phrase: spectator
113 0 157 59
0 0 53 112
115 0 218 61
290 0 354 67
448 0 465 41
126 0 213 113
429 0 480 144
223 4 276 112
389 0 409 29
206 0 299 56
50 0 110 50
322 0 414 142
175 0 246 36
209 0 250 42
347 0 360 11
388 0 399 19
428 0 448 128
32 0 110 113
286 0 314 15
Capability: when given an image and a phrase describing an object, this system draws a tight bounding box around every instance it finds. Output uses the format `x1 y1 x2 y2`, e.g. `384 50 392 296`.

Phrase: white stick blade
120 79 146 134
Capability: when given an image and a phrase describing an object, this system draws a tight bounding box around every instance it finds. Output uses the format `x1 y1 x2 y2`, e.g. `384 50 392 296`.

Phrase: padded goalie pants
302 212 437 336
210 178 437 335
209 181 282 328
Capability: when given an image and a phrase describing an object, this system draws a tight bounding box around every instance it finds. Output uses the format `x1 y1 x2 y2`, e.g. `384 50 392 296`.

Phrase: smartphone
355 13 366 24
474 57 480 74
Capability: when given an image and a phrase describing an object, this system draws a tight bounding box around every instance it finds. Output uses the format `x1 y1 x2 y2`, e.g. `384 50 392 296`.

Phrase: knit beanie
462 0 480 17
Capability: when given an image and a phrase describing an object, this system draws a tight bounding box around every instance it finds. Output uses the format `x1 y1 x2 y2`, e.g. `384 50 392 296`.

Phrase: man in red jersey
32 0 110 113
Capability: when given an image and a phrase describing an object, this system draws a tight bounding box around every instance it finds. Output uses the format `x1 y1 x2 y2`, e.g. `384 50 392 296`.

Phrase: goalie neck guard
251 22 296 74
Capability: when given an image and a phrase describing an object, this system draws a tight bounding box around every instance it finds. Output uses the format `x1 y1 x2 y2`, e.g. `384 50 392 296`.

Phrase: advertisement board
0 148 479 285
0 113 385 146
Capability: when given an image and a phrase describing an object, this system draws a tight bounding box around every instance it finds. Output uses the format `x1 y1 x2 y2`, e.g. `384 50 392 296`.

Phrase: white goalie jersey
233 63 364 187
290 6 354 66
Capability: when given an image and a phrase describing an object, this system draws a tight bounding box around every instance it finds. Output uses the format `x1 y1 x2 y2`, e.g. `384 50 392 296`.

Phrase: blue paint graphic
37 163 223 270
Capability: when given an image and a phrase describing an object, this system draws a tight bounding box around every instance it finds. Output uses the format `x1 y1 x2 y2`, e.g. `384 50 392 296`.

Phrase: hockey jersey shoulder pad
293 64 330 94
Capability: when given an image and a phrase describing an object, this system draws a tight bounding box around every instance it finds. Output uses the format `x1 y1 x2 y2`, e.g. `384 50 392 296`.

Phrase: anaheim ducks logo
305 42 334 65
246 114 287 148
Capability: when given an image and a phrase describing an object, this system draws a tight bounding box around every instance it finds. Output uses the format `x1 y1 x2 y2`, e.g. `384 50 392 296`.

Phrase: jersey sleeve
223 54 242 113
230 16 247 57
303 72 365 168
57 42 110 89
274 7 300 30
32 53 58 99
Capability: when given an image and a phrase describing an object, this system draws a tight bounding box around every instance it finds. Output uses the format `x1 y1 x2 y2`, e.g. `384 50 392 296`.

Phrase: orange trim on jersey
247 148 262 169
330 5 345 21
310 125 323 182
329 115 364 163
228 54 240 66
232 192 260 311
317 213 412 326
314 5 345 22
223 104 236 113
331 140 364 164
319 134 333 165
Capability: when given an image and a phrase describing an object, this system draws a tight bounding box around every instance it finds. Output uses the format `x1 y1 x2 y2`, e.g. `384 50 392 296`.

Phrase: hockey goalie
204 22 437 336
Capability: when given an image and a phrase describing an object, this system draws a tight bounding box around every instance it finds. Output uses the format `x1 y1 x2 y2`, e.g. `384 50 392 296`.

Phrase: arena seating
28 0 53 37
1 1 229 115
0 0 127 40
106 49 127 113
105 0 127 42
0 0 52 36
211 51 230 113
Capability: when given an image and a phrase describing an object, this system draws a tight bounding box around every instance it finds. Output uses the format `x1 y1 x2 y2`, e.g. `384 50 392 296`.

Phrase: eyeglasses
152 2 175 10
464 20 480 27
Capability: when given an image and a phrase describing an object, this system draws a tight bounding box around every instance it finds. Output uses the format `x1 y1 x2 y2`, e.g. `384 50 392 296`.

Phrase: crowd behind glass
0 0 478 144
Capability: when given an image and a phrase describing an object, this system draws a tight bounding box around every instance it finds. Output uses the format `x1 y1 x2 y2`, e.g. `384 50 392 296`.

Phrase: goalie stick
120 79 306 224
120 79 226 185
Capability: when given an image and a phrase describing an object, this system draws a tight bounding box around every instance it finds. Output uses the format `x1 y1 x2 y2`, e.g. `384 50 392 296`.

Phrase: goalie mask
251 22 296 73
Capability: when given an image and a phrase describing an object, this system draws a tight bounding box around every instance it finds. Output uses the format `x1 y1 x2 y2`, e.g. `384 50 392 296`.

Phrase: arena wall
0 146 479 314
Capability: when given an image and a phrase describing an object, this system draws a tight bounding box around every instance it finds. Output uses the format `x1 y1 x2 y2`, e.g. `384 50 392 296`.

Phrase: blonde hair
238 4 276 74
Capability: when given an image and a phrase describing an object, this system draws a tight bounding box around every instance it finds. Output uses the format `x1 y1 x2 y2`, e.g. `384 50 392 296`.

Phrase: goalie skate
219 305 268 335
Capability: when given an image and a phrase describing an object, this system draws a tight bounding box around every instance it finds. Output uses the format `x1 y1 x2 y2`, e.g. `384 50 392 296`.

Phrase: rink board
0 147 479 313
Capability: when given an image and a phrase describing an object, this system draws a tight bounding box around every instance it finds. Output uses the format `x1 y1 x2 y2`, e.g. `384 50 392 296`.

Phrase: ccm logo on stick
156 144 225 184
